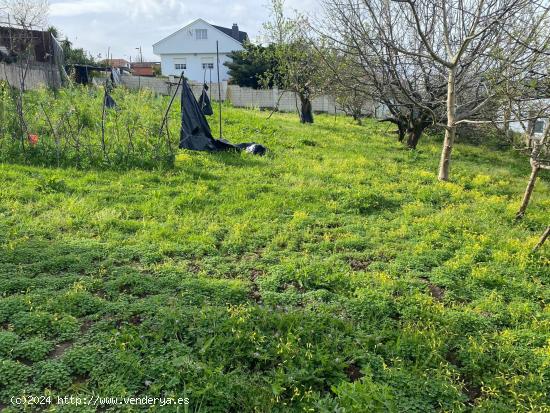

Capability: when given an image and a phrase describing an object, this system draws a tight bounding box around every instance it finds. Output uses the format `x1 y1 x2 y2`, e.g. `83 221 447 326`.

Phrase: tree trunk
406 131 420 149
352 111 362 125
438 68 457 181
406 122 427 149
503 105 511 141
299 95 314 124
533 226 550 252
516 164 539 220
397 122 406 142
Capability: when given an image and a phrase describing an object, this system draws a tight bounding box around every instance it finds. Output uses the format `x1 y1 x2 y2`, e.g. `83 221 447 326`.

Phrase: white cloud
50 0 186 19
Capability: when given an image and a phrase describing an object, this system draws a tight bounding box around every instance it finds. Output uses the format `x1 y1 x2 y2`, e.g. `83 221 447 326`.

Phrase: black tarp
198 83 213 116
179 77 234 151
178 77 267 155
104 92 117 109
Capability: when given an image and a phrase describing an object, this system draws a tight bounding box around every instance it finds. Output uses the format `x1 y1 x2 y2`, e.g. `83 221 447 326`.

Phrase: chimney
232 23 239 40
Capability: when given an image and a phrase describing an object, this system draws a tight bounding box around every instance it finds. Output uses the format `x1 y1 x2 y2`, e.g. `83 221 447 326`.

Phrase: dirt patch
427 284 445 301
445 349 480 405
419 277 445 301
49 320 94 360
345 363 364 382
188 262 201 274
348 258 373 271
49 341 74 359
129 314 143 325
348 253 393 271
81 319 93 334
249 269 264 304
279 281 306 293
94 289 107 299
464 383 482 405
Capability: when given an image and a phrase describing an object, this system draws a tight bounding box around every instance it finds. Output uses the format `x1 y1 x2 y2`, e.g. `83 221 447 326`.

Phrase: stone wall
0 61 61 90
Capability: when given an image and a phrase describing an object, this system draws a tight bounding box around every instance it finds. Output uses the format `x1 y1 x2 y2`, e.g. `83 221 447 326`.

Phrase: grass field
0 102 549 412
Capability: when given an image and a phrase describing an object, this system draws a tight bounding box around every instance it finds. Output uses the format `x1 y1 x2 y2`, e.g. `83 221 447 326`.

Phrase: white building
509 98 550 139
153 19 248 82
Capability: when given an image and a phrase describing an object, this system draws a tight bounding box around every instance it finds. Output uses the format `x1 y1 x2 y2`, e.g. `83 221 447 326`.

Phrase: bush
0 83 177 169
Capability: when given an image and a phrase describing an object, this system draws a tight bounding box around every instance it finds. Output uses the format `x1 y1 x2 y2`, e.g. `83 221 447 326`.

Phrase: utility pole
216 41 222 139
135 46 143 63
135 46 142 90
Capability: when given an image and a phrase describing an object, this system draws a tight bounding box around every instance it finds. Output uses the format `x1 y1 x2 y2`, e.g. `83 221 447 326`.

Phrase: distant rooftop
212 24 248 43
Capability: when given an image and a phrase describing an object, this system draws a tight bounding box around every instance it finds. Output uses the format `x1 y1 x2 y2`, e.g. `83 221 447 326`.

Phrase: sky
48 0 318 62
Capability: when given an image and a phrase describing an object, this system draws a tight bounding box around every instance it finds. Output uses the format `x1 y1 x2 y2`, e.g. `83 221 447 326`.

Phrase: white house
153 19 248 82
509 98 550 139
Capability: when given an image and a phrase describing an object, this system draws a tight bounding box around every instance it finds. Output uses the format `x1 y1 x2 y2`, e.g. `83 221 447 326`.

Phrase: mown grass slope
0 104 549 412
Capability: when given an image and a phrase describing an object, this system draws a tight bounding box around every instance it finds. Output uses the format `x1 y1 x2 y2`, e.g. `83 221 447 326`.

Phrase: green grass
0 97 549 412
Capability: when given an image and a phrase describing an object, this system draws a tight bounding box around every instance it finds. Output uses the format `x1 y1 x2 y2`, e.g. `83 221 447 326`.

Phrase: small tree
482 28 550 220
263 0 324 123
316 47 373 124
0 0 49 149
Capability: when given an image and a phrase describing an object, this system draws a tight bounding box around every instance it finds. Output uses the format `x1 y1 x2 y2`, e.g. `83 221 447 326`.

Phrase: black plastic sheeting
178 77 268 155
104 92 117 109
178 77 267 155
198 83 213 116
178 77 235 151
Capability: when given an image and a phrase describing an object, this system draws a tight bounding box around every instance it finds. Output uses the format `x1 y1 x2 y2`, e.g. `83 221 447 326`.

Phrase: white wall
153 19 243 82
119 76 378 116
159 53 232 82
510 119 548 137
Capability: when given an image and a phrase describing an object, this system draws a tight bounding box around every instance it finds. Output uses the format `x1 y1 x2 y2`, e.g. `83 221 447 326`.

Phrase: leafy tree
60 38 96 66
47 27 95 65
225 43 278 89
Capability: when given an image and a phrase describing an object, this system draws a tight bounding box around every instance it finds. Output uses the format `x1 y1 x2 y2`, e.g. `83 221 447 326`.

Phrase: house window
201 57 214 70
195 29 207 40
174 58 187 71
533 120 544 134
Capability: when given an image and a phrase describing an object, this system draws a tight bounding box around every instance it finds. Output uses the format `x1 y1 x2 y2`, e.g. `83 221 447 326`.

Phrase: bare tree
485 31 550 220
1 0 49 150
311 45 375 124
385 0 549 180
0 0 48 29
319 0 549 174
515 121 550 219
317 0 486 150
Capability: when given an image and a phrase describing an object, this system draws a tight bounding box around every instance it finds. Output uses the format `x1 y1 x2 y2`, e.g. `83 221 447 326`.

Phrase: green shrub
15 337 53 362
33 360 72 389
0 86 177 169
0 331 19 358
